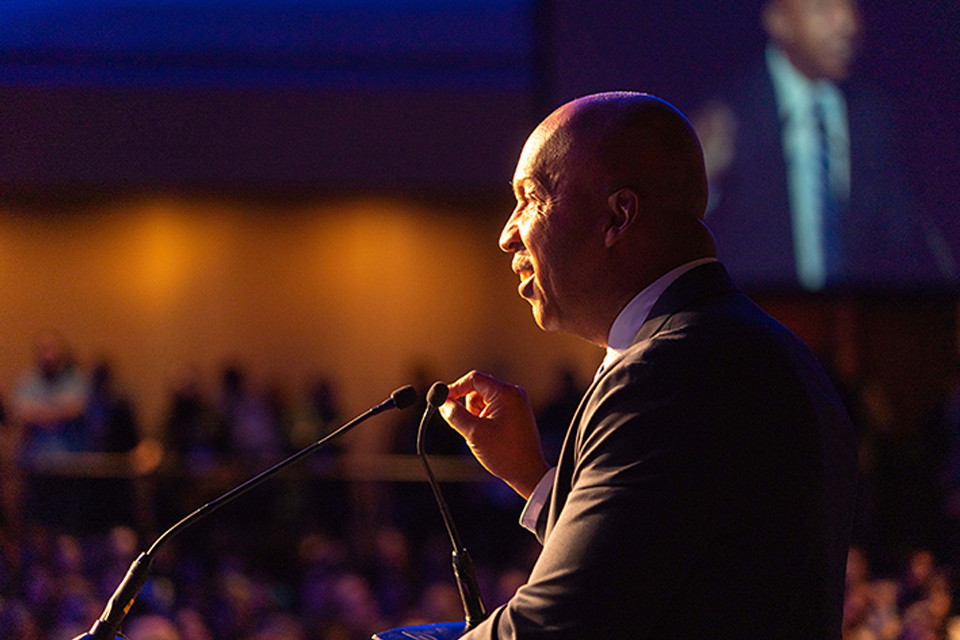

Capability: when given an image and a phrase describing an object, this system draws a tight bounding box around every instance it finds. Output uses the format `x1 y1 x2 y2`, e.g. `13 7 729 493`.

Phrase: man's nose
499 211 523 253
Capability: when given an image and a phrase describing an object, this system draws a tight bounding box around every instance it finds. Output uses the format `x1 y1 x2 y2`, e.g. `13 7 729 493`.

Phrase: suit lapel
542 262 740 542
633 261 739 343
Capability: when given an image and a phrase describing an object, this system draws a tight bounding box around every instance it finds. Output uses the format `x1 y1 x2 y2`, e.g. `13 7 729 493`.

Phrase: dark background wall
0 0 957 425
0 1 956 223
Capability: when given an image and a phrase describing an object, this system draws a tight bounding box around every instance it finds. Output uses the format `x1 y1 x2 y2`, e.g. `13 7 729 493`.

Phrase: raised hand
439 370 549 499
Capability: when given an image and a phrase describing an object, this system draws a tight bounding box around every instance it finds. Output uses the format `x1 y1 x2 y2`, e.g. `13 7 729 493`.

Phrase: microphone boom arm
76 385 418 640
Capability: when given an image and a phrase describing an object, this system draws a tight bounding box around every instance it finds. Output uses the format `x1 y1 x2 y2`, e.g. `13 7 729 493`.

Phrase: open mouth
518 274 535 299
512 255 536 299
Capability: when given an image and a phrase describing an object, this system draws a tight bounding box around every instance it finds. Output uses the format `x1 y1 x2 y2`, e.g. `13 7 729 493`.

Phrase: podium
372 622 467 639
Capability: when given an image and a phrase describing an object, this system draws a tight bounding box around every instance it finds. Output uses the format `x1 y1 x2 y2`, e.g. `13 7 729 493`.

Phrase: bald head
502 92 716 346
540 92 710 220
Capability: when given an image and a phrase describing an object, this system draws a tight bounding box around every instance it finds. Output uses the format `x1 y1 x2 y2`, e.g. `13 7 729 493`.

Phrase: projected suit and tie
695 0 954 291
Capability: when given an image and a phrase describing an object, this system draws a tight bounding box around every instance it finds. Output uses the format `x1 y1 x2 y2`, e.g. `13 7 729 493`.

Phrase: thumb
439 399 479 440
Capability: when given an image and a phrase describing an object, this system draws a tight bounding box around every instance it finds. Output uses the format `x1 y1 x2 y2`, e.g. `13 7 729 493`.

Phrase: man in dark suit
697 0 952 290
439 92 858 638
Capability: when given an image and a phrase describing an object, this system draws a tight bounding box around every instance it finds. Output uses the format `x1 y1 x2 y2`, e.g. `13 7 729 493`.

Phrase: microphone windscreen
391 385 419 410
427 382 449 407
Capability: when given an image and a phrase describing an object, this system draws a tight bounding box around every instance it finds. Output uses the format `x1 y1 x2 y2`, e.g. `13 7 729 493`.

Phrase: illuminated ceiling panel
0 0 534 88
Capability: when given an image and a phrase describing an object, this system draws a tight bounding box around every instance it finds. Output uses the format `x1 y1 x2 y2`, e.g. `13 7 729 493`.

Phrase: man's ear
604 188 640 248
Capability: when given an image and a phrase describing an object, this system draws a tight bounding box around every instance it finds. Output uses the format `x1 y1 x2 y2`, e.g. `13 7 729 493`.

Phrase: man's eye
525 197 544 213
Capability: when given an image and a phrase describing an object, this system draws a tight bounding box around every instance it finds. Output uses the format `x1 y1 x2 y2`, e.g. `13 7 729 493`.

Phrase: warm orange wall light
0 195 599 435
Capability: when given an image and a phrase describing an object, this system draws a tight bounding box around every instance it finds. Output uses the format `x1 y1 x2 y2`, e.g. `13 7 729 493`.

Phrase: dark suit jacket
463 262 858 639
706 64 948 289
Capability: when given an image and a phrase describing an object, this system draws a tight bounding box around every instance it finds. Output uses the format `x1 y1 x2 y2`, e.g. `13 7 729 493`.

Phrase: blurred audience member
328 572 386 639
163 363 225 467
345 364 437 562
297 532 351 634
124 614 182 640
207 363 291 555
842 579 873 640
867 579 902 640
847 545 871 593
928 352 960 610
263 381 295 453
158 363 228 541
241 612 306 640
86 359 140 454
900 549 938 612
414 582 462 628
289 375 342 451
217 363 284 467
11 329 89 531
0 599 41 640
85 358 143 530
13 330 88 454
535 365 585 465
0 388 15 529
175 608 214 640
282 374 350 535
367 526 417 622
901 571 954 640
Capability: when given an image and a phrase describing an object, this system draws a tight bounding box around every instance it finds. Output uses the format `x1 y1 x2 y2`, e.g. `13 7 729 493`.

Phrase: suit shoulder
597 294 839 420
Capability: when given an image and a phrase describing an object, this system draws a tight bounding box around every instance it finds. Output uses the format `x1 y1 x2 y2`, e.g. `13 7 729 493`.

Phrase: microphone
73 385 418 640
417 382 487 630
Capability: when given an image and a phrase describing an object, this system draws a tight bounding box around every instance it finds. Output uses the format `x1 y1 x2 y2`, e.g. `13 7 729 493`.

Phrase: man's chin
531 304 560 332
823 55 856 83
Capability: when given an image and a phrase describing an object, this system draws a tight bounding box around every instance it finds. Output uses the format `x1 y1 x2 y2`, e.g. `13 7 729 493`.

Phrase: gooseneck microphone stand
416 382 487 630
73 385 418 640
373 381 487 640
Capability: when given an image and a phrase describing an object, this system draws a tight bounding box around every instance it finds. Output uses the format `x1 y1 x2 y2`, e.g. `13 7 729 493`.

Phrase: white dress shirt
766 45 850 291
519 258 717 533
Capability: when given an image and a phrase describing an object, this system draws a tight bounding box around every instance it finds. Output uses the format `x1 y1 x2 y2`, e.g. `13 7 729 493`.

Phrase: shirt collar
606 258 717 354
766 44 840 122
